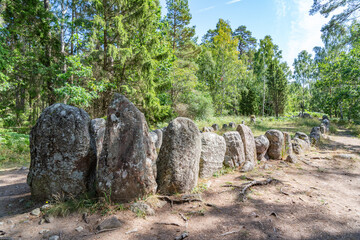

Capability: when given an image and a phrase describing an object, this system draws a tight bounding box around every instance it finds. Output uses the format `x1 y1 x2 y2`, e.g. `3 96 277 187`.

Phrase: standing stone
237 124 257 170
199 133 226 178
322 115 329 121
97 94 157 202
91 118 106 161
250 115 256 124
157 117 201 194
294 132 310 146
212 124 219 131
310 126 322 146
265 130 284 160
320 123 327 134
27 103 96 200
222 124 228 130
292 138 310 155
283 132 293 157
255 135 269 161
223 132 245 168
322 119 330 132
229 122 236 129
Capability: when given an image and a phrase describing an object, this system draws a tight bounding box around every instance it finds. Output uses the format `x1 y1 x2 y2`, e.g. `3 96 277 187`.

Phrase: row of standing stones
27 94 330 203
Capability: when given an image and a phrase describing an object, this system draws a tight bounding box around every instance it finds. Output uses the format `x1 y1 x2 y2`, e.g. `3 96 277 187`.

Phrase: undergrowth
0 128 30 169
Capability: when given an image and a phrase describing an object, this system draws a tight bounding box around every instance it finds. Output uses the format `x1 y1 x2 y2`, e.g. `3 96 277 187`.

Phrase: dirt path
1 132 360 240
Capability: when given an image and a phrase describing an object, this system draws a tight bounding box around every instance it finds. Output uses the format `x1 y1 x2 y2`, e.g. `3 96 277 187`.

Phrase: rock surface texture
96 94 157 202
91 118 106 160
27 103 96 200
229 122 236 129
310 126 322 146
255 135 270 161
294 132 310 145
265 130 284 160
223 132 245 168
292 138 310 155
156 117 201 194
237 124 257 170
199 133 226 178
212 124 219 131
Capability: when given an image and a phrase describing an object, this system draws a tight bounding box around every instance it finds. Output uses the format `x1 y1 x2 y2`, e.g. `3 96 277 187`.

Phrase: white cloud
198 6 215 13
286 0 327 69
226 0 241 5
275 0 287 18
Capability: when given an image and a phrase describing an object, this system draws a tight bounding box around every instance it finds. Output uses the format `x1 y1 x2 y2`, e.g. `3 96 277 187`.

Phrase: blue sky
159 0 329 68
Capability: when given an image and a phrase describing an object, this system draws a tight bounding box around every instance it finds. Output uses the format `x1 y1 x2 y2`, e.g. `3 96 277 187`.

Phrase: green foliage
0 128 30 169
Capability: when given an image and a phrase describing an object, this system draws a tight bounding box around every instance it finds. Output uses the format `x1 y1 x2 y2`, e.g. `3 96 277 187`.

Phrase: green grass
0 128 30 169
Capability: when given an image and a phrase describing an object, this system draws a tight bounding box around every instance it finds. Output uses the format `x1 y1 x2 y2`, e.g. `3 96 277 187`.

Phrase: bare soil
1 130 360 240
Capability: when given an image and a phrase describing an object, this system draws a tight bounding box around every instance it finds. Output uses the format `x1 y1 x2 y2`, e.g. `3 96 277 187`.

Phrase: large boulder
91 118 106 160
97 94 157 202
237 124 257 170
292 138 310 155
255 135 269 161
310 126 322 146
199 133 226 178
27 103 96 200
156 117 201 194
222 132 245 168
265 130 284 160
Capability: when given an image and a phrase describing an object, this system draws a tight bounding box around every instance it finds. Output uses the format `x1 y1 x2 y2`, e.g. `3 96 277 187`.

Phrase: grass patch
45 193 125 217
213 166 235 177
0 128 30 169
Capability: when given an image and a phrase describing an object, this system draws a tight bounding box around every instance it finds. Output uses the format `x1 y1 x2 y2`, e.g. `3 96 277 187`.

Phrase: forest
0 0 360 128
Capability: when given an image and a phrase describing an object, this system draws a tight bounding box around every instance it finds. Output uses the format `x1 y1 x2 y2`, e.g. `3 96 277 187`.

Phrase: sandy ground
1 130 360 240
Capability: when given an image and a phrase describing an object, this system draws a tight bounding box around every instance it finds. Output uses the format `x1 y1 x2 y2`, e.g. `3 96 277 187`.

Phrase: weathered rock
49 235 60 240
283 132 293 158
75 226 84 232
130 202 155 216
292 138 310 155
265 130 284 160
202 126 214 133
322 115 329 121
222 124 228 129
212 124 219 131
156 117 201 194
199 132 226 178
91 118 106 161
150 129 163 153
27 103 96 201
97 94 157 202
237 124 257 171
255 135 269 161
322 119 330 132
320 123 327 134
310 126 322 146
241 161 255 172
294 132 310 145
96 216 122 231
31 208 41 217
222 132 245 168
229 122 236 129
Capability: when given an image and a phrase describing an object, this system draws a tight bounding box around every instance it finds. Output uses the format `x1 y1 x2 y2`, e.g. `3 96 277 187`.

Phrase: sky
159 0 329 68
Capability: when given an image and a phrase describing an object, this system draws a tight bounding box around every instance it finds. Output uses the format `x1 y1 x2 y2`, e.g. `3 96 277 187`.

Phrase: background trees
1 0 358 128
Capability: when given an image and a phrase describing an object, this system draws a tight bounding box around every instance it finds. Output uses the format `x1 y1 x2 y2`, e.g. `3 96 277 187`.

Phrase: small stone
39 229 50 234
96 216 122 231
31 208 41 217
44 215 53 223
286 154 297 163
130 202 155 216
334 154 354 160
264 164 272 170
75 226 84 232
0 222 3 226
49 236 60 240
20 166 28 170
125 228 138 234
